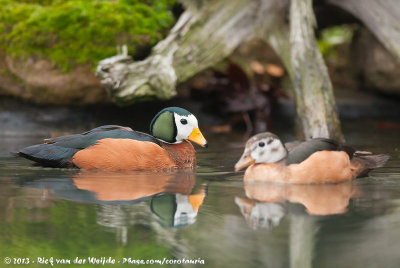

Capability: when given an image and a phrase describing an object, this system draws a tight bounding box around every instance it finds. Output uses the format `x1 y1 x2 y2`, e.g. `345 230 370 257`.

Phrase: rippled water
0 119 399 267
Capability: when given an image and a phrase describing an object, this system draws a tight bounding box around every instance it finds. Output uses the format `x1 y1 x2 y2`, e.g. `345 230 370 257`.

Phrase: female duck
234 132 389 184
19 107 207 171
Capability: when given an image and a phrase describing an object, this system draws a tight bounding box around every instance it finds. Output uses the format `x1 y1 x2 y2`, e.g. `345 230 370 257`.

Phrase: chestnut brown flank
244 151 363 184
72 139 196 171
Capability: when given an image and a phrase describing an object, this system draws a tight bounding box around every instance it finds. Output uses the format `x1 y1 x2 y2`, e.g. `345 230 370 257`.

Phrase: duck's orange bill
234 155 255 172
188 127 208 147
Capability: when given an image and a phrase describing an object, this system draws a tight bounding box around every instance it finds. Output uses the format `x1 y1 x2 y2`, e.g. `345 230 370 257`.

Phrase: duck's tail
351 154 390 178
18 144 78 168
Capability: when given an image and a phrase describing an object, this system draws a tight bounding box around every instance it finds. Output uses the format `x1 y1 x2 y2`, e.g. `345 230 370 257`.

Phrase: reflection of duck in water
151 184 207 228
236 182 358 229
19 107 207 171
22 170 207 228
235 197 285 230
73 170 207 228
235 132 389 184
73 170 196 201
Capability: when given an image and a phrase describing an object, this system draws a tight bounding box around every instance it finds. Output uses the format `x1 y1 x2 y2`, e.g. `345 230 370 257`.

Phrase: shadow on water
0 116 399 267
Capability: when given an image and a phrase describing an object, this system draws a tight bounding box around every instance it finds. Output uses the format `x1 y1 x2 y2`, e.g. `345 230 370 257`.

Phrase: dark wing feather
285 138 354 165
19 144 79 168
81 125 133 135
45 125 135 145
19 125 159 167
47 129 158 149
45 125 133 143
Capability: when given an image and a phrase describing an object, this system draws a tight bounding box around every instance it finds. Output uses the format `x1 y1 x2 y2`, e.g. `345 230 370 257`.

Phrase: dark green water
0 119 399 268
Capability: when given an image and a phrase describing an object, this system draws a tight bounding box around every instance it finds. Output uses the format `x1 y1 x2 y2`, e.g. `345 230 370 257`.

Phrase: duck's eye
258 142 265 147
180 118 188 125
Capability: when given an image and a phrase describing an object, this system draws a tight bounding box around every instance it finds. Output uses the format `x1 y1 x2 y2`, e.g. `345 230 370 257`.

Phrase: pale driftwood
96 0 345 140
96 0 288 105
288 0 343 141
265 0 343 140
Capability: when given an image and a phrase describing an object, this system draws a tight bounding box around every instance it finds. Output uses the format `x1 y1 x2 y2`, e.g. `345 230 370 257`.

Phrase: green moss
0 0 176 72
317 25 354 60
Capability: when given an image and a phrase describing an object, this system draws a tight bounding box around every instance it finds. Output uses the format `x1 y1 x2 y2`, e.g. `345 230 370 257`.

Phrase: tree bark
96 0 344 140
288 0 343 141
96 0 288 106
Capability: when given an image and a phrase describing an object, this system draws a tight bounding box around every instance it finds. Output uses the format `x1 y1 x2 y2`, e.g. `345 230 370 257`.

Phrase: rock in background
0 51 107 104
351 28 400 97
0 0 177 105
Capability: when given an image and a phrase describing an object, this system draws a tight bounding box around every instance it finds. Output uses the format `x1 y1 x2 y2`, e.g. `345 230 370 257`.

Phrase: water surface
0 119 399 268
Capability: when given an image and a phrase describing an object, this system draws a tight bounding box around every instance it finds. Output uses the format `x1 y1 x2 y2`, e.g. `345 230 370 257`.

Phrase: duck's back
18 125 158 168
285 138 354 165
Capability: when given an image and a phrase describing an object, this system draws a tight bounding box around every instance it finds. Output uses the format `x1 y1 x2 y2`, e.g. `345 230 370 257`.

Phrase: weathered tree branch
288 0 343 141
96 0 288 105
264 0 343 140
96 0 344 140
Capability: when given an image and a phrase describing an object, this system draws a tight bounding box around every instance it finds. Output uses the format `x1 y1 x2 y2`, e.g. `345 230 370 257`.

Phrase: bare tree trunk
288 0 343 141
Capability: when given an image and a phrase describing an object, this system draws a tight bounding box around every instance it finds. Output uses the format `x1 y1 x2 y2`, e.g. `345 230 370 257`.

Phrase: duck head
150 107 207 147
234 132 287 171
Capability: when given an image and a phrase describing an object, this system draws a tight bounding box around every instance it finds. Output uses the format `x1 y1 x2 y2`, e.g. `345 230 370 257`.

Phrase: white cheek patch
174 114 198 142
251 138 287 163
251 146 266 163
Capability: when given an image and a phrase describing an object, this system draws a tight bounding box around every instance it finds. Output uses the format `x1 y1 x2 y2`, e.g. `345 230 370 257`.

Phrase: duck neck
160 140 196 168
276 157 288 166
278 147 289 165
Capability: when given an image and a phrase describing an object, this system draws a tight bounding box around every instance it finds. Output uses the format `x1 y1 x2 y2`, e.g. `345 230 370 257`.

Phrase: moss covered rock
0 0 176 104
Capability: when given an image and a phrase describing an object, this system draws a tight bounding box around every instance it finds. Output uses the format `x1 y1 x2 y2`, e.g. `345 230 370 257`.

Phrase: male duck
234 132 389 184
19 107 207 171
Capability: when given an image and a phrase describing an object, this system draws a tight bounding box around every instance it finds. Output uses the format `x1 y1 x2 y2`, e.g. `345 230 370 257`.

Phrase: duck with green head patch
19 107 207 171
